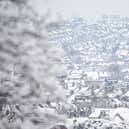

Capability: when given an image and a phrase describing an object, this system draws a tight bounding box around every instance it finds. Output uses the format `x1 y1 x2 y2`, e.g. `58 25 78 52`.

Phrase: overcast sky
32 0 129 19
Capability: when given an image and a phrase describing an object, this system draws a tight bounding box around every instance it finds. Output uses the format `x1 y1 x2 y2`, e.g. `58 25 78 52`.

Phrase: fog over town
48 15 129 129
0 0 129 129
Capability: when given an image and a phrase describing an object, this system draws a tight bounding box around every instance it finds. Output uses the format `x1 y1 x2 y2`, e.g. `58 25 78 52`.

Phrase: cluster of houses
63 68 129 114
49 15 129 126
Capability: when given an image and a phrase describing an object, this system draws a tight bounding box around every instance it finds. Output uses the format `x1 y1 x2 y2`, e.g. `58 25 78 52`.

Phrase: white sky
32 0 129 19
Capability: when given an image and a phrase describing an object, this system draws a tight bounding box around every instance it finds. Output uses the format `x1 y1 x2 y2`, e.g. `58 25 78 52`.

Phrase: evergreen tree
0 0 65 129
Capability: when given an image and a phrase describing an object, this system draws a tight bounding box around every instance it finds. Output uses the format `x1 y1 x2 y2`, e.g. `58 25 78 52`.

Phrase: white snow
89 109 101 118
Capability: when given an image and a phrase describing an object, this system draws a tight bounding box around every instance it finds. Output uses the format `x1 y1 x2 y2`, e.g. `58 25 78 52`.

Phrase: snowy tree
0 0 66 129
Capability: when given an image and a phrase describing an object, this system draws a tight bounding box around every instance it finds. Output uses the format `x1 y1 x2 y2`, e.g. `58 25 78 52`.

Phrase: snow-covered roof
89 109 101 118
111 108 129 123
66 118 88 128
78 87 89 94
68 74 81 79
124 91 129 97
85 71 99 80
96 91 105 97
99 72 111 77
112 98 122 105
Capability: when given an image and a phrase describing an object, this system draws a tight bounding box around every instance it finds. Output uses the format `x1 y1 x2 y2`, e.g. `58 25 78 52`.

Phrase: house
113 113 124 123
89 109 101 119
112 108 129 123
122 91 129 102
124 91 129 98
84 71 99 80
110 98 122 108
89 108 110 119
98 71 111 80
